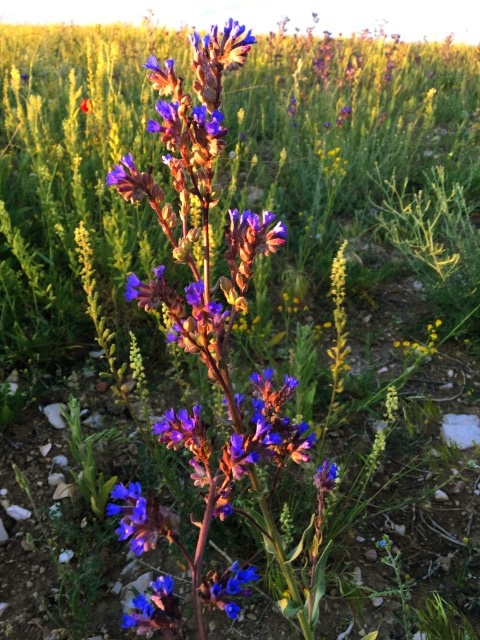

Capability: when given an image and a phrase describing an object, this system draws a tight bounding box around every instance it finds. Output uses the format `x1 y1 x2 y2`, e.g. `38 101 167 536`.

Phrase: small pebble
58 549 74 563
111 581 123 595
0 602 9 618
48 473 66 487
364 549 377 561
6 504 32 521
42 403 67 429
434 489 449 502
51 455 68 468
39 443 52 457
0 518 9 544
371 596 384 607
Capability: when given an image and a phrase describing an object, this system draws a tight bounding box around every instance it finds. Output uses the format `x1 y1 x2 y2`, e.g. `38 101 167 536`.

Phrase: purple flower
125 273 142 301
225 602 241 619
152 265 165 280
192 104 207 124
230 433 245 459
189 31 200 49
283 374 299 392
143 55 162 73
314 460 339 493
151 575 175 596
185 280 205 307
164 58 175 73
146 120 162 133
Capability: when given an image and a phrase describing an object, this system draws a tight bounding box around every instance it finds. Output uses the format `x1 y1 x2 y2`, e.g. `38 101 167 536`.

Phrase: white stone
371 596 384 607
394 524 406 536
6 504 32 521
336 621 354 640
413 633 427 640
0 518 9 543
39 443 52 457
42 403 67 429
52 455 69 468
0 602 9 618
111 581 123 595
434 489 449 502
58 549 74 563
89 349 105 358
441 414 480 449
122 572 153 612
48 473 66 486
82 412 102 429
412 280 424 291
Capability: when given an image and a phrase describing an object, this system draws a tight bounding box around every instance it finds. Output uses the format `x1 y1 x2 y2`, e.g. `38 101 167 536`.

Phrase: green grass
2 22 480 640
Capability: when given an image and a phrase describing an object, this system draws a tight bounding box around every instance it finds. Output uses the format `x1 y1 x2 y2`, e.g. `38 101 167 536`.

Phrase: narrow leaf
286 513 315 564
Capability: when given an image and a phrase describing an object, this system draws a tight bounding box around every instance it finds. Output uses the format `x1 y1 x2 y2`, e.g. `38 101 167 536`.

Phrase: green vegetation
1 20 479 640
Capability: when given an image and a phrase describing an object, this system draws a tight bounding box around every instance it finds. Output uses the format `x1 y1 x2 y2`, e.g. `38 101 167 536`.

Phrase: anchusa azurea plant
104 18 338 640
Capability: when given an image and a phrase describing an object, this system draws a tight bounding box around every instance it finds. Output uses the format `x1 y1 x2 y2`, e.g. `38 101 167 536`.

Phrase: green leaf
242 508 275 554
307 539 333 628
278 598 302 618
286 513 315 564
362 632 379 640
265 331 286 347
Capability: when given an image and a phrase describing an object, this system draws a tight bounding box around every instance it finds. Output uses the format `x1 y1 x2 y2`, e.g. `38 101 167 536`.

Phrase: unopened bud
183 316 197 332
187 227 201 243
219 276 233 294
173 238 191 263
234 297 248 312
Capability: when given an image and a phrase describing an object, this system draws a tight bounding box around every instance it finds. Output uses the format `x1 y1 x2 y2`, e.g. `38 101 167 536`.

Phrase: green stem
248 468 313 640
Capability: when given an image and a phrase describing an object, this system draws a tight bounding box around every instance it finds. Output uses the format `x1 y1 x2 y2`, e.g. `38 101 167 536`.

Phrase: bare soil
1 276 479 640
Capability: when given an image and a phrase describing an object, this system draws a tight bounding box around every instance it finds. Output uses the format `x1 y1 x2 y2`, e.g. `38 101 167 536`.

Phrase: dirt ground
1 275 479 640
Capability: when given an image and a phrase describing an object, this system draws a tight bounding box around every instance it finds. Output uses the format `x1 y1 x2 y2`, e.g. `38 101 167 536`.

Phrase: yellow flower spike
427 323 433 331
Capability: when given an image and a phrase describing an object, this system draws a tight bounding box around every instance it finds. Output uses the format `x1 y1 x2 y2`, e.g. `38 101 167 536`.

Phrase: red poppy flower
80 98 93 114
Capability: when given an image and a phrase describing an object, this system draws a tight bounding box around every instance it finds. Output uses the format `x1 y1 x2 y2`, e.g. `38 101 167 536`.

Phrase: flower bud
187 227 201 243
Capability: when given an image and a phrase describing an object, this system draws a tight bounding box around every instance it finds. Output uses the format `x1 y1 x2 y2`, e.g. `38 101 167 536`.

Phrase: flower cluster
124 264 183 314
313 460 339 545
189 18 256 112
336 106 352 126
313 460 339 494
106 153 165 209
106 482 180 555
225 209 288 296
198 561 260 619
122 574 182 638
152 404 211 460
214 369 316 516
